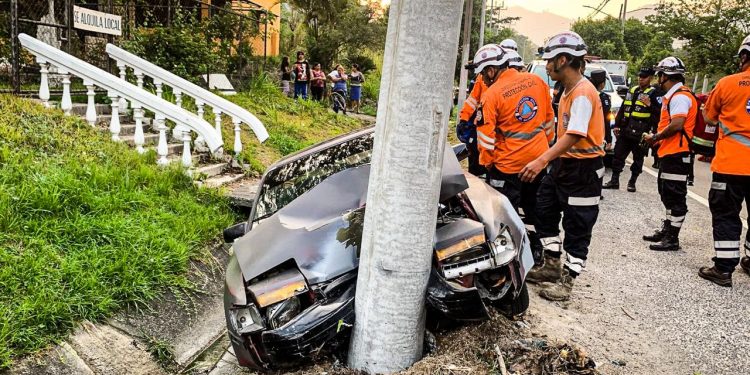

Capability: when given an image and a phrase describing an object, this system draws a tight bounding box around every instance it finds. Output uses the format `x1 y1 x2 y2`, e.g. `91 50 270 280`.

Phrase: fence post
10 0 20 95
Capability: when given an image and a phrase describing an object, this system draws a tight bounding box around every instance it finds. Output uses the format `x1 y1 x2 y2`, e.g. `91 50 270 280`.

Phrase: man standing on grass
519 32 605 301
292 51 311 100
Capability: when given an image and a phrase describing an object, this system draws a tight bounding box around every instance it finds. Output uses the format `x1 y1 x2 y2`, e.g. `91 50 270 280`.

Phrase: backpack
669 88 716 156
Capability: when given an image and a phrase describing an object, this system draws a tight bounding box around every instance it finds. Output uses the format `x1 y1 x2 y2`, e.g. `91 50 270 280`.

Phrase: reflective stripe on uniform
489 179 505 188
568 196 600 206
692 136 714 147
464 96 478 110
478 138 495 150
682 156 691 163
477 131 495 145
501 124 545 140
541 236 562 253
714 240 740 248
711 182 727 190
667 215 685 223
745 239 750 250
565 253 586 274
715 250 741 259
568 145 604 154
596 167 605 178
630 112 650 118
719 122 750 147
660 173 688 181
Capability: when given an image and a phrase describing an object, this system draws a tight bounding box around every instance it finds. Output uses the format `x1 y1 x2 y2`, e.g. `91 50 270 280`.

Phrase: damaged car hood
234 144 469 285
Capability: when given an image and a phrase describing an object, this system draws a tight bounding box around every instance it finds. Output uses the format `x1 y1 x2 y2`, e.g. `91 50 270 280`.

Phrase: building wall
234 0 281 57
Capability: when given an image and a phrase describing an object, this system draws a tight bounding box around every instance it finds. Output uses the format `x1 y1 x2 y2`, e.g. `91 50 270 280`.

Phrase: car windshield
252 132 374 222
530 64 614 93
610 74 626 85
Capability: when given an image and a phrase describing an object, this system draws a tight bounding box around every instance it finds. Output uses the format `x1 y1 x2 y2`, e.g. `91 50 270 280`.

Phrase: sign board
73 6 122 36
202 74 237 96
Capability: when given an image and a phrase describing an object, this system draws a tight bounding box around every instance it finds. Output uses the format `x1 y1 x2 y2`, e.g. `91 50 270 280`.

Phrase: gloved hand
456 121 473 144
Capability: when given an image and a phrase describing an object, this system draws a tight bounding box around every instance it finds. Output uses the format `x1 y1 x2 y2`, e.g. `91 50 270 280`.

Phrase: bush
345 54 377 73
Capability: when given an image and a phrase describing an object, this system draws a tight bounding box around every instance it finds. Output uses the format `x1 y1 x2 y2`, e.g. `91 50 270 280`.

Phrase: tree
454 0 519 78
648 0 750 75
572 16 629 60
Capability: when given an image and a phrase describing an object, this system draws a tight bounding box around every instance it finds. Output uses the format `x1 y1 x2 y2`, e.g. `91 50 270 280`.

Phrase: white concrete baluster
132 101 145 153
196 100 205 119
134 69 144 89
117 62 128 111
154 79 163 98
108 92 121 141
214 110 223 145
174 89 183 107
37 58 50 108
233 117 242 155
156 114 169 166
181 131 193 168
84 80 97 126
60 69 72 115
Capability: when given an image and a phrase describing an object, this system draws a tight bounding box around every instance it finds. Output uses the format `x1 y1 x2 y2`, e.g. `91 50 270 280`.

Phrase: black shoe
643 220 669 242
699 266 732 287
627 180 636 192
741 257 750 276
602 180 619 189
649 225 680 251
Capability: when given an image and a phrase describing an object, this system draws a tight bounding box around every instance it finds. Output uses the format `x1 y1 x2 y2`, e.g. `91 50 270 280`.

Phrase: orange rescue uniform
704 67 750 175
656 85 698 157
477 69 554 173
459 75 488 122
557 78 606 159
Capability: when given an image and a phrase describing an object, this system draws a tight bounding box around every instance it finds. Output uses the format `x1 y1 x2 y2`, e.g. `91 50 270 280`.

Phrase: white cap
738 34 750 56
503 48 524 68
541 31 587 60
500 39 518 51
654 56 687 75
472 44 510 74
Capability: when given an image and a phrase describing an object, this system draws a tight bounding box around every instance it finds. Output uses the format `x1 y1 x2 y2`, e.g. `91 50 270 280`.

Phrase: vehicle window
611 75 626 85
252 133 374 222
531 64 557 88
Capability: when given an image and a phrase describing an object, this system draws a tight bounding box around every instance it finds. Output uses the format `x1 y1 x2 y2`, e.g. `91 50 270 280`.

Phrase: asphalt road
526 162 750 375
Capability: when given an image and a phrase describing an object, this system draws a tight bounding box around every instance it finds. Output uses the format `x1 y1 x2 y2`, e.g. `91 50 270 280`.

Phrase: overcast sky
503 0 657 19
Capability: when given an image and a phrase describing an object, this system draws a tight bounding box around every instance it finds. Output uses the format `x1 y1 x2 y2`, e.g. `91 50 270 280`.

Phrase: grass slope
0 95 237 368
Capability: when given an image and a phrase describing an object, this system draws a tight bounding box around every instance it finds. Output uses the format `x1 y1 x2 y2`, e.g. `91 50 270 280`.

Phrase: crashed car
222 127 534 370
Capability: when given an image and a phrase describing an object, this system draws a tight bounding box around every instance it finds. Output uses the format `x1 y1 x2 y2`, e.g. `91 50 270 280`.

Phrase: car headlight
267 296 301 329
231 304 265 334
491 226 516 266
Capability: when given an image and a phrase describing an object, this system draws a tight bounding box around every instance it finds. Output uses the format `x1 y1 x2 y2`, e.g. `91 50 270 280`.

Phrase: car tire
493 282 529 318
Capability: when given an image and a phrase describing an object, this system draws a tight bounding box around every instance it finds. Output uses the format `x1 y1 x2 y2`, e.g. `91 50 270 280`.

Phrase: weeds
143 333 178 370
0 95 237 368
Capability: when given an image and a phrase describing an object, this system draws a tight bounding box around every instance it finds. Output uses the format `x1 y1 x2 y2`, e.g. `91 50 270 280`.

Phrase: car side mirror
452 143 468 162
617 86 628 98
223 222 249 243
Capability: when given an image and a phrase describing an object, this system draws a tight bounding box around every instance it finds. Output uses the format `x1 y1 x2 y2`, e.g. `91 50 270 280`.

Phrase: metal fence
2 0 272 95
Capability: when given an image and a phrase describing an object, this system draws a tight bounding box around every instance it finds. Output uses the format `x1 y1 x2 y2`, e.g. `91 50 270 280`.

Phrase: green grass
221 74 365 175
0 95 238 368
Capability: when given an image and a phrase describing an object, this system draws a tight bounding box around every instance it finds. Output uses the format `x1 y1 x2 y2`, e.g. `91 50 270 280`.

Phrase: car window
611 75 626 85
531 64 613 92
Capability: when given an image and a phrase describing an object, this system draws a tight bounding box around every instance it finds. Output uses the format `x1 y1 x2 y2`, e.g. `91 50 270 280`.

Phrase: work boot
602 173 619 189
627 177 637 192
698 266 732 287
526 255 562 284
649 225 680 251
538 268 575 301
740 257 750 276
643 220 669 242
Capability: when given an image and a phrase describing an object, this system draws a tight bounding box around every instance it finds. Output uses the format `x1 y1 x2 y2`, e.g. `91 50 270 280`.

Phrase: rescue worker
505 49 526 72
698 35 750 287
590 70 611 181
519 32 605 301
457 65 489 177
474 44 554 266
642 57 697 251
603 67 661 192
500 38 518 52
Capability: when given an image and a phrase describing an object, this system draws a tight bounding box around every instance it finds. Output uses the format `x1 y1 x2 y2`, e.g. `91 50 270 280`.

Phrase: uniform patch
746 98 750 114
514 96 538 123
475 106 483 123
562 113 570 129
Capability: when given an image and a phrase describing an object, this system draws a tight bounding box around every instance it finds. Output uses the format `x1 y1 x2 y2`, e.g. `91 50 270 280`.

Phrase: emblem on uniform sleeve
562 113 570 129
514 96 538 123
475 106 483 123
746 98 750 114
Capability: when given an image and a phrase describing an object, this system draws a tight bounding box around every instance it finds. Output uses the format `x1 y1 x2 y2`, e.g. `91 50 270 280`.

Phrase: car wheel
493 282 529 318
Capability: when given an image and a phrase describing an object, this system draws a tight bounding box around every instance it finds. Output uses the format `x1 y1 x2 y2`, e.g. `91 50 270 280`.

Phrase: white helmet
503 48 524 68
472 44 509 74
541 31 587 60
654 56 687 75
738 34 750 56
500 38 518 51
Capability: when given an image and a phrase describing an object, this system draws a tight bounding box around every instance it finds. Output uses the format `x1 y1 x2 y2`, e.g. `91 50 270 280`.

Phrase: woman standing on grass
279 57 292 97
310 63 327 101
328 64 348 114
348 64 365 114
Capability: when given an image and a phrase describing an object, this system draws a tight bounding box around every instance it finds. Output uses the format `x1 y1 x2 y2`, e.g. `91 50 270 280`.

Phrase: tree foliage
572 16 629 60
648 0 750 75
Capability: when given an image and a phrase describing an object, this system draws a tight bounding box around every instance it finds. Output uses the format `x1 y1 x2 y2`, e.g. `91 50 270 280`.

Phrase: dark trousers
311 86 324 101
294 81 308 99
657 152 691 228
536 157 604 275
710 173 750 272
611 135 646 178
467 140 487 177
487 168 545 263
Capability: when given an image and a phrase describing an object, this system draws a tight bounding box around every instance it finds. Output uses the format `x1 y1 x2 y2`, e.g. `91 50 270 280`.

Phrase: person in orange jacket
698 35 750 287
474 44 554 266
457 68 489 177
642 57 698 252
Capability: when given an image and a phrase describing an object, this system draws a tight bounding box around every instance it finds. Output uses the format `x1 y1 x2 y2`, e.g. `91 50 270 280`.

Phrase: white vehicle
595 59 629 94
527 60 623 126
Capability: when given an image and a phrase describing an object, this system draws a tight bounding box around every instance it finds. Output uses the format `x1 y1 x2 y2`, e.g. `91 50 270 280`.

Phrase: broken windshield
252 131 374 222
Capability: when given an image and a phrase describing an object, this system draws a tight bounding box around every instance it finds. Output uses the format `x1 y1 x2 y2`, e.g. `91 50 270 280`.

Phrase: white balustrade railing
105 43 269 156
19 33 222 169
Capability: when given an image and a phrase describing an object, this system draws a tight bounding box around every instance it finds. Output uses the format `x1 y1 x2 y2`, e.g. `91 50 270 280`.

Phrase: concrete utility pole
456 0 474 123
347 0 464 373
479 0 487 47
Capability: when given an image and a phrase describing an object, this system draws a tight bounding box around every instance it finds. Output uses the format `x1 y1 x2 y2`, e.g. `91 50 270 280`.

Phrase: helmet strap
740 52 750 71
